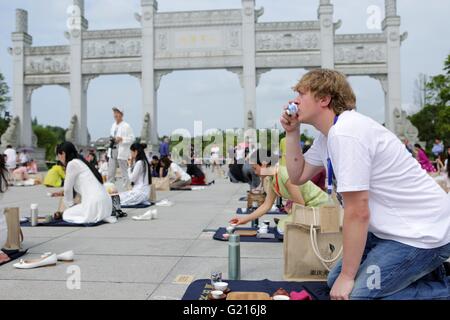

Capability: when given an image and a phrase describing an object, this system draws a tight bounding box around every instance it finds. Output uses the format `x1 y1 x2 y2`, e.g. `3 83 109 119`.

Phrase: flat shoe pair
13 250 75 269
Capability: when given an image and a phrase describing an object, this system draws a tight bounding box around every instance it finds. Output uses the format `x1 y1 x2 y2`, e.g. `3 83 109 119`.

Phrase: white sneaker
57 250 74 262
13 253 57 269
156 199 173 207
103 216 118 224
132 209 156 221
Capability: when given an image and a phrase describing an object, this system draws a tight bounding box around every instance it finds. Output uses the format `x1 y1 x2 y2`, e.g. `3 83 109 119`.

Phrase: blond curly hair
293 69 356 115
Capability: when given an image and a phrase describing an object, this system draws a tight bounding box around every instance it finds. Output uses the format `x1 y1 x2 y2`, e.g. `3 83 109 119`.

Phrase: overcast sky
0 0 449 140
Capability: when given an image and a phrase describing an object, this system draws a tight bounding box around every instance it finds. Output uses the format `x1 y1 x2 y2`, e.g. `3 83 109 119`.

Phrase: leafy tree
409 54 450 151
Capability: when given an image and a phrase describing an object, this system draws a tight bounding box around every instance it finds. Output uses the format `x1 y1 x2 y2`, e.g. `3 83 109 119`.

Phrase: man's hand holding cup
280 101 301 133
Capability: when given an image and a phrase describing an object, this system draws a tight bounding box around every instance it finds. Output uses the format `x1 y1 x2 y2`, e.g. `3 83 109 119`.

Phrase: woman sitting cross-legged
229 149 328 234
52 142 113 224
118 143 152 206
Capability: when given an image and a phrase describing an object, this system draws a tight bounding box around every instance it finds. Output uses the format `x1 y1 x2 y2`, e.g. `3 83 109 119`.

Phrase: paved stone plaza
0 171 285 300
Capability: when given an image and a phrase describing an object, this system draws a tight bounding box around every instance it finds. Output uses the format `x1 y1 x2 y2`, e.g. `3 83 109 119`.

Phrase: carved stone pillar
242 0 257 130
382 0 402 131
69 0 89 146
10 9 33 146
140 0 158 145
318 0 335 68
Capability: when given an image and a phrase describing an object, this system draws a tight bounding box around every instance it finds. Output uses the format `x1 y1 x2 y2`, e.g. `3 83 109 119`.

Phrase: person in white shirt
281 69 450 300
3 145 17 171
161 157 191 189
52 142 113 224
19 151 28 165
119 143 151 206
107 107 135 188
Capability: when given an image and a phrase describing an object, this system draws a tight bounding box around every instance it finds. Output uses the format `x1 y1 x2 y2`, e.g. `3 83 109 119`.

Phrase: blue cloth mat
0 249 28 267
236 207 287 215
20 218 107 227
213 227 283 243
181 279 330 300
121 201 154 209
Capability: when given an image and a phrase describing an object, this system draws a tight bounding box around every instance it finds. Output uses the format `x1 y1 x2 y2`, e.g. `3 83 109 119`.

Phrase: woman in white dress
119 143 151 206
53 142 112 224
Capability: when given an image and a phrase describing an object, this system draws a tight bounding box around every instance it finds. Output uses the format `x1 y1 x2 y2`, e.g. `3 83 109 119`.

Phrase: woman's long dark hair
130 143 151 185
56 141 103 184
0 154 9 193
161 156 172 170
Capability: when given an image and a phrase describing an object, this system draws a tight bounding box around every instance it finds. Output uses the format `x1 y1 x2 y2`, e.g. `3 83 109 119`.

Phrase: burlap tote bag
153 177 170 191
2 207 23 251
284 223 342 281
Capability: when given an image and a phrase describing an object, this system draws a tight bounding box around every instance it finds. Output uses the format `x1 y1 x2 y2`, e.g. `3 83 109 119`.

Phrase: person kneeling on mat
229 149 328 234
282 68 450 300
51 142 113 224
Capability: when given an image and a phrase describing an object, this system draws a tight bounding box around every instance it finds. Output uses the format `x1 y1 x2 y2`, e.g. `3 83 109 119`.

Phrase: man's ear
319 95 332 108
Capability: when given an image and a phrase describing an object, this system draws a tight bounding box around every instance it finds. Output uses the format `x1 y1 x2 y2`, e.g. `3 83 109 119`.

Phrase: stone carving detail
256 31 319 51
143 11 153 21
65 115 78 143
256 68 271 87
155 9 242 27
129 73 142 81
140 112 151 145
158 33 167 50
83 74 98 91
16 9 28 33
227 68 243 88
83 60 141 74
389 31 399 42
155 70 172 90
335 33 386 43
393 108 421 145
255 7 264 20
1 116 20 147
25 85 42 102
83 39 141 59
25 55 70 75
256 21 319 31
247 111 254 128
14 47 22 56
335 44 386 64
322 18 332 28
230 30 240 48
370 74 388 93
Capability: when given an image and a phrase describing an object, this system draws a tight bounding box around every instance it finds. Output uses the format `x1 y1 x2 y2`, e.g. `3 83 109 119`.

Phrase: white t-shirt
211 146 220 159
170 163 191 181
3 148 17 169
304 110 450 249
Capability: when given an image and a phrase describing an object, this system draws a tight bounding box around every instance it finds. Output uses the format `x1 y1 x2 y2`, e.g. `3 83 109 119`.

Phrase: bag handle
309 223 343 271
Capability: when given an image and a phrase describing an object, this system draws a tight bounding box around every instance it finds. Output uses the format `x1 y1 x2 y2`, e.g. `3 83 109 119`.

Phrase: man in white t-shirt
107 107 135 188
281 69 450 300
3 145 17 171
